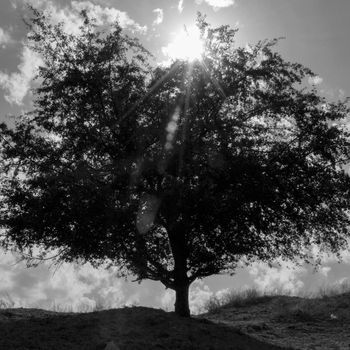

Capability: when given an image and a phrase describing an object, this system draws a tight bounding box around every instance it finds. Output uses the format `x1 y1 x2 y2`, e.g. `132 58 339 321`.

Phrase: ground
203 292 350 350
0 293 349 349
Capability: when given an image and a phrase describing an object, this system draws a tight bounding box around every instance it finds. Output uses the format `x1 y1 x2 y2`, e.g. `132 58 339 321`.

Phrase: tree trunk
174 283 190 317
168 223 190 317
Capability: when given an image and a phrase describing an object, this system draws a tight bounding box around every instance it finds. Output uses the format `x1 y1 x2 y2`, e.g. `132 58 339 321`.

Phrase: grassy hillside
0 287 349 349
0 306 291 350
203 288 350 350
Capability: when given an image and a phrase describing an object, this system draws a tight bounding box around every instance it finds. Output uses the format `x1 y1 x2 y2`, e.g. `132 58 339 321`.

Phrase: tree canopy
1 9 350 317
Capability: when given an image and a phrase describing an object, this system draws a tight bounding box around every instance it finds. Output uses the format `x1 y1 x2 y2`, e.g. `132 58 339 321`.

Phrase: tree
1 9 350 317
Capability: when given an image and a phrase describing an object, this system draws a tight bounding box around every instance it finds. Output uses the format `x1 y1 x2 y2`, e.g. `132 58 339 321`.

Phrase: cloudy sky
0 0 350 314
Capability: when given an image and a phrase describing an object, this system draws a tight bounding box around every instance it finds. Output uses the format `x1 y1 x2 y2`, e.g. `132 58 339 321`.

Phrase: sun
163 25 204 62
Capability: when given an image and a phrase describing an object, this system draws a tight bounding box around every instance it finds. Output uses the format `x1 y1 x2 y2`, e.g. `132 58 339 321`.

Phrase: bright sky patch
162 25 204 62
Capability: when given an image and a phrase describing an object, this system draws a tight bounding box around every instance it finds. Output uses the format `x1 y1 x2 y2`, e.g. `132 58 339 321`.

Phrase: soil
0 294 349 349
0 306 290 350
202 294 350 350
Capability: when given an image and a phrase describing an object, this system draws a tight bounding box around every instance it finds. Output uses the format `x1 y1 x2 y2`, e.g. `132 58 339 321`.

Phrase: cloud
0 46 43 105
21 0 147 35
0 1 147 105
160 281 230 314
338 89 346 100
160 289 175 311
320 266 331 277
195 0 235 10
0 27 12 48
334 277 349 287
308 75 323 86
152 8 164 26
248 260 307 295
71 1 147 33
0 250 126 311
178 0 184 13
189 280 213 314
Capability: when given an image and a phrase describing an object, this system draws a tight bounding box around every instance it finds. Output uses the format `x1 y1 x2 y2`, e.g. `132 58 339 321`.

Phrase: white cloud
195 0 235 10
21 0 147 35
338 89 346 99
160 289 175 311
71 1 147 33
160 281 229 315
0 27 12 47
189 280 213 314
152 8 164 26
308 75 323 86
178 0 184 13
0 46 43 105
320 266 331 277
124 292 141 307
0 250 126 311
1 1 147 105
334 277 349 286
249 260 307 295
342 250 350 264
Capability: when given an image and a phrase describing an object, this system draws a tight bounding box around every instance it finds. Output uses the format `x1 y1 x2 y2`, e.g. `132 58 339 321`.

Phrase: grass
204 286 295 314
204 281 350 316
313 280 350 298
0 292 15 309
0 292 140 314
1 283 350 350
1 280 350 317
47 298 124 313
273 293 350 323
205 288 271 313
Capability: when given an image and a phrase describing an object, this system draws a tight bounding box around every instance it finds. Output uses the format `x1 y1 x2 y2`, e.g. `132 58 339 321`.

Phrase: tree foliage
1 10 350 317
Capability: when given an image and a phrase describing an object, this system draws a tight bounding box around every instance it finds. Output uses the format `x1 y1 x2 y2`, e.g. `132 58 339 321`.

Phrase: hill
202 291 350 349
0 305 291 350
0 292 349 349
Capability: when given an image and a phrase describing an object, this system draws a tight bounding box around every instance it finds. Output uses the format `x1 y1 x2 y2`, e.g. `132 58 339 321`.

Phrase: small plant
317 281 350 299
205 288 272 313
205 296 223 314
92 297 114 312
50 301 74 313
0 292 15 309
76 302 94 313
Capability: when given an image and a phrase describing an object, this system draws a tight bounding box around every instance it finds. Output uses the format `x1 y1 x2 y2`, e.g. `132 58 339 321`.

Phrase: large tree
1 10 350 317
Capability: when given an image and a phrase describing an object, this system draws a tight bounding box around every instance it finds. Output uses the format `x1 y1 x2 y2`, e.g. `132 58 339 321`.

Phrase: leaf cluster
1 10 350 287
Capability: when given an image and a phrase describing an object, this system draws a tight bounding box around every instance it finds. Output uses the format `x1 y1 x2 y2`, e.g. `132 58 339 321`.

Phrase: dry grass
2 281 350 315
313 280 350 298
0 292 140 314
1 283 350 349
205 288 270 313
274 281 350 323
0 306 290 350
204 280 350 315
203 282 350 350
0 292 15 309
204 287 294 314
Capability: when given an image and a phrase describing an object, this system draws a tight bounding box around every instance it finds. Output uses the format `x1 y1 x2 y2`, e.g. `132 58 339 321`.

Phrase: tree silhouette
1 10 350 317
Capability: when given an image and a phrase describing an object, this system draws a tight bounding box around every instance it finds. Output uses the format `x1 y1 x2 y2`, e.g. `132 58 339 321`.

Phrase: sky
0 0 350 314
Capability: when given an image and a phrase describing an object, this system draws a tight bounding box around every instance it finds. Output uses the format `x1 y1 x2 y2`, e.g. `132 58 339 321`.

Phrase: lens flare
165 107 180 150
